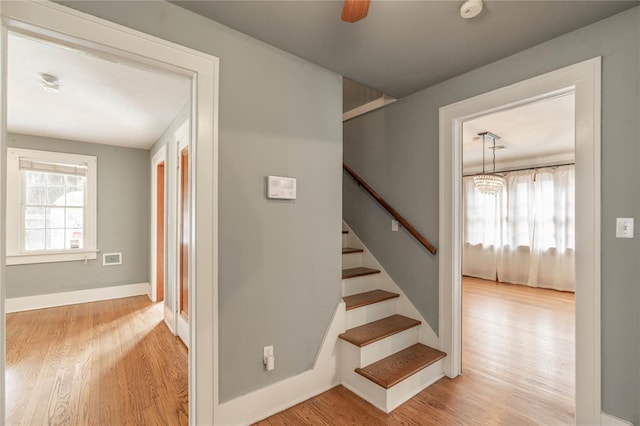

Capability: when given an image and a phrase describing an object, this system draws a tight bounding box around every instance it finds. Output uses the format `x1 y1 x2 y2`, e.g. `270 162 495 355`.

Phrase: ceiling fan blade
342 0 370 23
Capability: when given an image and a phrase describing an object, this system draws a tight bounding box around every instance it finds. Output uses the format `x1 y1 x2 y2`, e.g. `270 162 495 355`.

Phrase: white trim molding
439 57 601 425
216 303 345 425
5 282 150 313
0 2 219 425
601 412 634 426
343 94 397 122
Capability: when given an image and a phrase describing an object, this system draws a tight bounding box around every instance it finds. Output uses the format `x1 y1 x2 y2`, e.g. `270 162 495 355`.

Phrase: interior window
6 147 97 265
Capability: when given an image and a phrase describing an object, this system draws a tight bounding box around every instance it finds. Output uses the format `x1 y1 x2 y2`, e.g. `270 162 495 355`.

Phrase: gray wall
59 1 343 402
344 7 640 423
6 133 150 298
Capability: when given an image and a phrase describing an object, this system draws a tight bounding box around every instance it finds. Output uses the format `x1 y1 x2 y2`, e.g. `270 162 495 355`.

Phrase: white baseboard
164 305 175 334
602 412 634 426
215 302 346 426
6 282 151 313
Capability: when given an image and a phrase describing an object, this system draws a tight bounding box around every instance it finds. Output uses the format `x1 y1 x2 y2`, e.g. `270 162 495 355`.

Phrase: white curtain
463 165 575 292
462 177 500 281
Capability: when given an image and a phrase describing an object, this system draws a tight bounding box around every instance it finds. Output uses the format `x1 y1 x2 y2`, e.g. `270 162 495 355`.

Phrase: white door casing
439 58 601 425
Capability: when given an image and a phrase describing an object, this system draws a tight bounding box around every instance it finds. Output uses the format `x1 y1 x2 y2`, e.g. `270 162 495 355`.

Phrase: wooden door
179 148 189 320
156 162 165 302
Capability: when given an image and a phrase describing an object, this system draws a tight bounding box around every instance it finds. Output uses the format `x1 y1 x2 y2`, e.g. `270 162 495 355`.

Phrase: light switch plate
391 219 399 232
616 218 634 238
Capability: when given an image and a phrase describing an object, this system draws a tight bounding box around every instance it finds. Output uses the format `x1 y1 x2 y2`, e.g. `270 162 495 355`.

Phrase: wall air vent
103 252 122 266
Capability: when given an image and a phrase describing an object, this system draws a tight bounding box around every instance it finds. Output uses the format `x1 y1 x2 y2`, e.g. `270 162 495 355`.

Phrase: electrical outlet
264 345 273 359
263 345 275 371
392 219 399 232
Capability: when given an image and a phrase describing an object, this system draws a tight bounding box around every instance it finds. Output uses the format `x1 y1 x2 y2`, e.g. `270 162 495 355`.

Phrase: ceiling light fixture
40 73 60 92
473 131 504 195
460 0 483 19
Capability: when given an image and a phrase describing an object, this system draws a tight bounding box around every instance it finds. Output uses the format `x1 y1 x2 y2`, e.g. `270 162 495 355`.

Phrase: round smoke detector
460 0 483 19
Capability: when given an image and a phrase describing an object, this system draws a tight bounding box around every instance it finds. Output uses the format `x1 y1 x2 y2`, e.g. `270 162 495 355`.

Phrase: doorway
0 2 219 424
439 58 601 424
4 26 190 424
460 93 576 421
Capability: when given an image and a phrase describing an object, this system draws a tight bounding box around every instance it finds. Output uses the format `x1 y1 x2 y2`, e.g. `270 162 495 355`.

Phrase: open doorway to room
460 92 576 422
3 28 191 424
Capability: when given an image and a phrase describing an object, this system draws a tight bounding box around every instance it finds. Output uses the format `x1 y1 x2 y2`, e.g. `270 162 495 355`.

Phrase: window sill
6 250 98 265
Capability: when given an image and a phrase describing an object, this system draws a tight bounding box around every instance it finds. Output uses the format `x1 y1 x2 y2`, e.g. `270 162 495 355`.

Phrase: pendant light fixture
473 131 504 195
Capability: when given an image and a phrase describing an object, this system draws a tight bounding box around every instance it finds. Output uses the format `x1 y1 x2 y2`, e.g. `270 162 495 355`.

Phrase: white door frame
439 57 601 425
0 2 219 424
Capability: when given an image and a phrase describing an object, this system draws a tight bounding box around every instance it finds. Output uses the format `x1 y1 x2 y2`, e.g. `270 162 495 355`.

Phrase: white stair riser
346 299 397 329
341 327 419 368
342 274 380 297
342 252 363 269
341 371 387 412
339 343 387 411
341 359 445 414
361 327 419 366
342 233 349 247
385 359 445 412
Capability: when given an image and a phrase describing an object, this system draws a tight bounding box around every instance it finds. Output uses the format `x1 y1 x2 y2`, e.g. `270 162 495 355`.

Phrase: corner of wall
215 302 345 425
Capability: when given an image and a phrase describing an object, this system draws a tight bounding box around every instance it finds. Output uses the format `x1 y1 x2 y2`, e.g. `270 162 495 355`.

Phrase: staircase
339 227 446 413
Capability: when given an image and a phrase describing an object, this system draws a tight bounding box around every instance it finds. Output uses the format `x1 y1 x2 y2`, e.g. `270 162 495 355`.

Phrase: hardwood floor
256 277 575 425
6 296 188 426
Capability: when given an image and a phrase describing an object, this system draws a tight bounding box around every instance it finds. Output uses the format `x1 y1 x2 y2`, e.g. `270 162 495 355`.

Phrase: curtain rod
463 161 575 177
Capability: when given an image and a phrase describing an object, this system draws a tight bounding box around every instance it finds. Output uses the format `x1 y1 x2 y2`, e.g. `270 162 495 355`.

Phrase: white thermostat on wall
267 175 296 200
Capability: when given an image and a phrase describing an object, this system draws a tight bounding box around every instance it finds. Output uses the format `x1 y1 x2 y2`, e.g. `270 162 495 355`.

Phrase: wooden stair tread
355 343 446 389
343 290 399 311
342 267 380 279
342 247 364 254
342 230 349 234
338 314 420 347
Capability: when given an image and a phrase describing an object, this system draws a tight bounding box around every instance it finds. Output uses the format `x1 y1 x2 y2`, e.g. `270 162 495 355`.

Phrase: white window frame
6 147 97 265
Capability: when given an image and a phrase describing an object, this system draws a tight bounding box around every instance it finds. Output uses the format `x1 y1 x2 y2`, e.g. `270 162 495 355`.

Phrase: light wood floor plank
255 277 575 425
6 296 188 426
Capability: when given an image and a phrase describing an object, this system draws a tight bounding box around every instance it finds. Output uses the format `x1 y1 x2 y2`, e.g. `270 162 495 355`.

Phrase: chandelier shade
473 131 504 195
473 173 504 194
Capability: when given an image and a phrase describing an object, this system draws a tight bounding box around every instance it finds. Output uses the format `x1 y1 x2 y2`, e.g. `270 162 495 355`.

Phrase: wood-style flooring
256 277 575 425
6 296 188 426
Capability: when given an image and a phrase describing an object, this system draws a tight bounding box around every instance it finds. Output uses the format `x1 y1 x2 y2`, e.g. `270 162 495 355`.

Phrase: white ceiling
7 33 190 149
462 93 575 173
